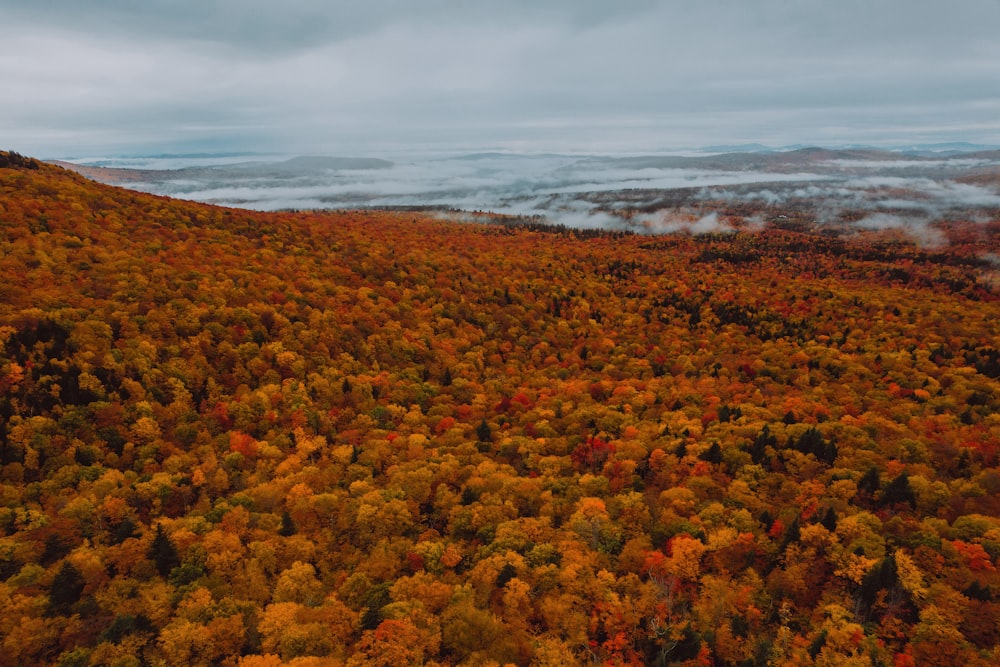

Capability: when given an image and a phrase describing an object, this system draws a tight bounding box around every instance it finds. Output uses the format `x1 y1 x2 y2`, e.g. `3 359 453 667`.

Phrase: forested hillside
1 152 998 666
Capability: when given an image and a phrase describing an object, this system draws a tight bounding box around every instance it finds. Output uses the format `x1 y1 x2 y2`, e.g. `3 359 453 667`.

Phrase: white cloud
633 211 736 235
853 213 948 247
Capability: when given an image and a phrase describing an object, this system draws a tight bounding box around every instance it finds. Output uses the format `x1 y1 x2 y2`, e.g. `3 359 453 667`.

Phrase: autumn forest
1 151 999 666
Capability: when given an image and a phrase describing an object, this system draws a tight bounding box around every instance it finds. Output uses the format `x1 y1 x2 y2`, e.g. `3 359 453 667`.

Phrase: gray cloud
4 1 1000 155
3 1 663 55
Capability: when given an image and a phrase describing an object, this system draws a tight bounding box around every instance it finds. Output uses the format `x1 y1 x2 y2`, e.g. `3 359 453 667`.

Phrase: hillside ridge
1 151 999 665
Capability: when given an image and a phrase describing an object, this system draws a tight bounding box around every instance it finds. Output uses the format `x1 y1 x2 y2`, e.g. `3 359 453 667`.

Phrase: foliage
0 153 998 664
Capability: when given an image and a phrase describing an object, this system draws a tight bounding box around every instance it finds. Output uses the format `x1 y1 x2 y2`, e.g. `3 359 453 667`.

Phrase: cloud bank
4 1 1000 156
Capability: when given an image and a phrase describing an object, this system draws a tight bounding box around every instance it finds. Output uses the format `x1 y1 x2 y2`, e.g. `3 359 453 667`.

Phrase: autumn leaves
0 157 998 665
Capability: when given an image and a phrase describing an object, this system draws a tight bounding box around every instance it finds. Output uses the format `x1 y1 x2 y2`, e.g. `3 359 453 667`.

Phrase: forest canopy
0 152 998 665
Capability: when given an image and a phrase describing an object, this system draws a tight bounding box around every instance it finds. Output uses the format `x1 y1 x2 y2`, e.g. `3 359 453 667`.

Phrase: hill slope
1 154 999 665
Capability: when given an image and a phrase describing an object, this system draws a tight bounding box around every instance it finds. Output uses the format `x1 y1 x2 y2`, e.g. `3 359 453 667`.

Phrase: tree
858 466 881 495
278 510 296 537
148 524 180 577
349 618 430 667
476 418 492 443
700 442 722 464
882 472 917 509
4 153 1000 666
48 561 86 615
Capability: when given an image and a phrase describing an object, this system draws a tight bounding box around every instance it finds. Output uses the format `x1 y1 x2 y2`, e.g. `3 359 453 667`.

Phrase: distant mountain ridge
50 145 1000 187
600 146 1000 173
699 142 1000 156
48 155 393 185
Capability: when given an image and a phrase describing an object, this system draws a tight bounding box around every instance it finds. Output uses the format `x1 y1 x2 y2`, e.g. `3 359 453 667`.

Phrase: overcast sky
4 0 1000 157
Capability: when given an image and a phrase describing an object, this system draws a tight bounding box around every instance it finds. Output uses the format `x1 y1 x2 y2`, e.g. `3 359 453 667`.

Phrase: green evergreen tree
882 472 917 509
476 418 492 443
858 466 881 495
48 561 85 615
700 442 722 464
820 507 838 531
148 523 179 577
279 510 297 537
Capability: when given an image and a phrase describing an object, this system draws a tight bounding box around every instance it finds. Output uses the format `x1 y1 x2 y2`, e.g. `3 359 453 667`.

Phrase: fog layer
61 148 1000 245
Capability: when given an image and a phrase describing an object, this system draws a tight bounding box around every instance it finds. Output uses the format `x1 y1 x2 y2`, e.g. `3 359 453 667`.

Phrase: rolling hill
1 152 999 666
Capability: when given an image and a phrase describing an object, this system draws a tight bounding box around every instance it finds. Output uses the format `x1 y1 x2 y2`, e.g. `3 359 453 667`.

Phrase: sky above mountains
4 0 1000 157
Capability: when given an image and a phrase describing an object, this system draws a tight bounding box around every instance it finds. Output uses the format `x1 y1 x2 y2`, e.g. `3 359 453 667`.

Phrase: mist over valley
54 146 1000 246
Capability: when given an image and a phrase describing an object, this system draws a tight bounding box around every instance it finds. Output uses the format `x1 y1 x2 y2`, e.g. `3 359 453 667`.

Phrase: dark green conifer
148 524 179 577
882 472 917 509
279 510 297 537
48 561 85 615
858 466 880 495
700 442 722 464
476 418 492 443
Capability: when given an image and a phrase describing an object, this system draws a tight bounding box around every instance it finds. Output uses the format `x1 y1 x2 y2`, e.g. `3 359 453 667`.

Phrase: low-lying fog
60 147 1000 243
